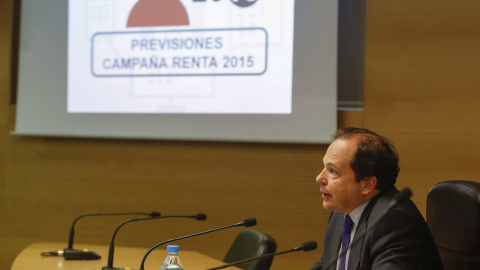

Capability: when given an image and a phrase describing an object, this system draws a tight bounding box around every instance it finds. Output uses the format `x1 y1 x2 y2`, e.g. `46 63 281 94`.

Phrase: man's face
316 138 365 214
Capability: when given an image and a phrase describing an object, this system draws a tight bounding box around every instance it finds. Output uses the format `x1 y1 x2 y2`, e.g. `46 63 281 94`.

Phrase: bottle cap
166 245 180 253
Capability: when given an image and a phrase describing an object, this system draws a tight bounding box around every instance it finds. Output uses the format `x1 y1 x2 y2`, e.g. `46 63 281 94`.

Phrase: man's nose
316 169 327 184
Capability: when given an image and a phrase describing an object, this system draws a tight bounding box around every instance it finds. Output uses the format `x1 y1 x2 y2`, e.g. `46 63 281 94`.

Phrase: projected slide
68 0 294 114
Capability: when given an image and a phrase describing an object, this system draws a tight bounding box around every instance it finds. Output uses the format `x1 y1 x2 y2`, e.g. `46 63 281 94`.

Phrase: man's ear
361 176 377 195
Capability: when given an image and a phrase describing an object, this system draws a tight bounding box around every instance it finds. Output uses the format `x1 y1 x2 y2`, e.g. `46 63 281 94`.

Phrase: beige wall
364 0 480 211
1 1 479 269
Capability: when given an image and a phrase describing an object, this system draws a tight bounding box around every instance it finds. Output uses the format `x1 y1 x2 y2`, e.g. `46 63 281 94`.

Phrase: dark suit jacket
311 187 443 270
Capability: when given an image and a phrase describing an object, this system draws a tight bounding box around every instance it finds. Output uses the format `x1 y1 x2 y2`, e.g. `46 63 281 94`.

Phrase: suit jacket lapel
323 212 344 269
347 217 366 270
331 214 343 257
347 196 378 270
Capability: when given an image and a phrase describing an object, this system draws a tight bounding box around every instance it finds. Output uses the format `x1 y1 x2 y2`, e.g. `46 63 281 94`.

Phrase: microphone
320 187 413 270
205 241 318 270
138 218 257 270
102 214 207 270
41 211 161 260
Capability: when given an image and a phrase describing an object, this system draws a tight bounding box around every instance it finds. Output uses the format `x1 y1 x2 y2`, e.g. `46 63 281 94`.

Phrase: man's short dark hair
333 127 400 191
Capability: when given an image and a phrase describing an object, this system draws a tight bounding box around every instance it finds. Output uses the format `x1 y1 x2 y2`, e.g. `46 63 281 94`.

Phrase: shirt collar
347 200 369 225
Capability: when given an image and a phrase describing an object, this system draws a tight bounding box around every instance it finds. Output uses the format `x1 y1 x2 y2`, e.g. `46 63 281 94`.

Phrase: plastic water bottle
160 245 184 270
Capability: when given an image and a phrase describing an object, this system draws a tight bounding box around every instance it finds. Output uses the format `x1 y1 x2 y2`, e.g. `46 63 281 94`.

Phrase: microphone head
149 212 161 217
299 241 317 252
242 218 257 227
195 214 207 220
394 188 413 203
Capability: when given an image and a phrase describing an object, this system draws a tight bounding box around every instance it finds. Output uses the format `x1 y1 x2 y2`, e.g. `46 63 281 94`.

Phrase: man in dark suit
311 127 443 270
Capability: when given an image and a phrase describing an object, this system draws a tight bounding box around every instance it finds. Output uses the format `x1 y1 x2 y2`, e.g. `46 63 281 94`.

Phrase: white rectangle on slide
92 28 267 76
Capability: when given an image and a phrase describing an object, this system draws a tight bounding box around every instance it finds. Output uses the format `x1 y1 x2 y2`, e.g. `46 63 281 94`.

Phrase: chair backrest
222 229 277 270
427 180 480 269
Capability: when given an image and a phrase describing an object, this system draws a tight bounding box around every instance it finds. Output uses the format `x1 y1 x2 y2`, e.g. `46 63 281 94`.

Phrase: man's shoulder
369 187 423 219
329 187 425 226
365 187 430 241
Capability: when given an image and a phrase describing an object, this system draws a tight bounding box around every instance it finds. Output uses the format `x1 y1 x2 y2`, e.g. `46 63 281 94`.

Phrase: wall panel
364 0 480 214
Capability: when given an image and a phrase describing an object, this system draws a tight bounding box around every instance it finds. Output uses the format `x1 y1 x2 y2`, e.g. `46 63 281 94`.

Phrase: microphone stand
41 211 160 260
102 214 206 270
138 218 257 270
205 241 317 270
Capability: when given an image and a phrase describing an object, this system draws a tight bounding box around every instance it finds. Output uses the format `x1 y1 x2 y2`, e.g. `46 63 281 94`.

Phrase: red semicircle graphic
127 0 190 27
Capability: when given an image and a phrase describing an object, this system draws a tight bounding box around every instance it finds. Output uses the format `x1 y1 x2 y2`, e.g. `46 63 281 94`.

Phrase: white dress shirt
336 201 369 270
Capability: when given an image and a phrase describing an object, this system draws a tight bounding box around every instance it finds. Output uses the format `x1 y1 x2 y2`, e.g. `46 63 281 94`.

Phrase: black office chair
427 180 480 269
222 229 277 270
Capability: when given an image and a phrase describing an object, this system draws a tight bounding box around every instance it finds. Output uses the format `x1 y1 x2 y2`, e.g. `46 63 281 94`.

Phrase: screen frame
12 0 343 144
